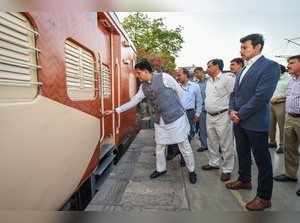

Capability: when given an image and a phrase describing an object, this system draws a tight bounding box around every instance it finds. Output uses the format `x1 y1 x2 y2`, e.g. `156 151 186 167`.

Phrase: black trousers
186 109 196 141
233 124 273 200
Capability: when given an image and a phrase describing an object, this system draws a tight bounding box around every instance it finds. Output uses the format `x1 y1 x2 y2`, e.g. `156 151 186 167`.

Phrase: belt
271 99 286 104
207 109 228 117
288 113 300 118
186 109 195 112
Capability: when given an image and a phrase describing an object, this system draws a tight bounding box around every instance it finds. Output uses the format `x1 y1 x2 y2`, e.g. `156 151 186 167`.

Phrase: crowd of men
110 33 300 211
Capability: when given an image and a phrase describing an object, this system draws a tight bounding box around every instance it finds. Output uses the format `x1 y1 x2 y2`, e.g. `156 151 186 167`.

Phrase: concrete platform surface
86 129 300 211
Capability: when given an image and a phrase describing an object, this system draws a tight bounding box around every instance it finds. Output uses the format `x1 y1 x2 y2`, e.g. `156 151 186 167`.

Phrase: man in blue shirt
194 67 208 152
177 68 203 141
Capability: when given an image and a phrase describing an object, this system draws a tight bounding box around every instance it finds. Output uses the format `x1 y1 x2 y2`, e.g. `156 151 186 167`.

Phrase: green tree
122 12 184 72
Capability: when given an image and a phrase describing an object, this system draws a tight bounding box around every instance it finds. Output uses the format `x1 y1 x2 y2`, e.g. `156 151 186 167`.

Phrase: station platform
86 129 300 211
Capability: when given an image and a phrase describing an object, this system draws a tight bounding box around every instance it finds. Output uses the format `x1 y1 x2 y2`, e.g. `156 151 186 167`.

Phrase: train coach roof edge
107 12 137 53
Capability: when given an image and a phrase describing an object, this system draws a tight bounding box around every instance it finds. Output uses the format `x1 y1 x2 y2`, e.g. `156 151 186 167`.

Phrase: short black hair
194 67 204 72
207 59 224 71
288 54 300 62
279 64 287 74
230 57 244 67
240 33 264 51
182 68 190 76
135 59 153 73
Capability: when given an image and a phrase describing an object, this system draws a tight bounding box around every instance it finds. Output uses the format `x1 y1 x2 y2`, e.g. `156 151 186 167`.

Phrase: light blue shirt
180 81 203 117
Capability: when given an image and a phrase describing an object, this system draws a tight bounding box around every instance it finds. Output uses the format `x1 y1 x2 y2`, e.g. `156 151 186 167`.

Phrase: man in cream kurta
113 60 197 184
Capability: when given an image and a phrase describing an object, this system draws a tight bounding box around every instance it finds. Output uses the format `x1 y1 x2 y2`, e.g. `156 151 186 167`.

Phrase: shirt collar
216 72 222 79
181 80 192 87
208 72 222 82
245 54 262 67
197 78 206 82
146 73 154 84
292 74 300 80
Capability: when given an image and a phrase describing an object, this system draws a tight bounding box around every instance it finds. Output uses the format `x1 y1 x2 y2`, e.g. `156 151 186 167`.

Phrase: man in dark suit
226 34 280 211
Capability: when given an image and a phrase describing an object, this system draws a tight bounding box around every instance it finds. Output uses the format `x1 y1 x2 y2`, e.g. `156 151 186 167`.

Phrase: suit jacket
229 56 280 132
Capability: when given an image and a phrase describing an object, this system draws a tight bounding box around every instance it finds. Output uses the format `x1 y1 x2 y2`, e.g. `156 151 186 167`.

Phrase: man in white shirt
202 59 236 182
269 65 291 153
108 60 197 184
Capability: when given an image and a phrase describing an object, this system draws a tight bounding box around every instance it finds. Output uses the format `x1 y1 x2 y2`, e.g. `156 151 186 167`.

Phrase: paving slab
86 129 300 212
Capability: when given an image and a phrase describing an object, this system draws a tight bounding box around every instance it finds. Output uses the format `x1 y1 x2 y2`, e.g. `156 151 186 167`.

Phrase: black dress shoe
297 188 300 196
273 174 297 182
189 172 197 184
201 164 219 171
197 147 208 152
150 170 167 179
268 143 277 148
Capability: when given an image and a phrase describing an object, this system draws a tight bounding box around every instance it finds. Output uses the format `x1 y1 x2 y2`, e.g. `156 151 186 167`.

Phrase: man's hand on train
104 110 115 116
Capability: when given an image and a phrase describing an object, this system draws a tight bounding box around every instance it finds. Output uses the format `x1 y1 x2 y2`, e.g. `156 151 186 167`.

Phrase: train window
65 39 95 100
100 65 111 98
0 12 40 102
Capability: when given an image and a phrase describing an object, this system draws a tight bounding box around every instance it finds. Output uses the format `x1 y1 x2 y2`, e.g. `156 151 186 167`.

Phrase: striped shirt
286 75 300 114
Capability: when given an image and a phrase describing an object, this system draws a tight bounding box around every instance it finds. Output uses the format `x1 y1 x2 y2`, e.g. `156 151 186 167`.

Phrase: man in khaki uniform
269 65 291 153
273 55 300 197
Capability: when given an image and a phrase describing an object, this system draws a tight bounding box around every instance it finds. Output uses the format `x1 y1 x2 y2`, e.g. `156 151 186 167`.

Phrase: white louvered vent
65 40 95 100
0 12 40 102
100 65 111 98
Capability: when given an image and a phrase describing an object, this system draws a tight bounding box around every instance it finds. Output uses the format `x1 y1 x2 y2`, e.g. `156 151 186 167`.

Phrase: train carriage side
0 11 138 210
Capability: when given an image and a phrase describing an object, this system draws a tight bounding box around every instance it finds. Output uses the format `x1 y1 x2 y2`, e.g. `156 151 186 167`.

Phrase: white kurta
115 73 190 145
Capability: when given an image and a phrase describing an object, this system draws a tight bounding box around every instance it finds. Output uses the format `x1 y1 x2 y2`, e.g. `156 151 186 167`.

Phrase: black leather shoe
197 147 208 152
150 170 167 179
273 174 297 182
201 164 219 171
189 172 197 184
297 188 300 196
268 143 277 148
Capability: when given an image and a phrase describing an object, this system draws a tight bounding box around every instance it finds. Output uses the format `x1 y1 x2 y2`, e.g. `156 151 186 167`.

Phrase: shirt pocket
215 84 228 98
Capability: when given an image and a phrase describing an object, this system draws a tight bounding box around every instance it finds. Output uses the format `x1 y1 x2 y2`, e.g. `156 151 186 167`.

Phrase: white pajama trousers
156 138 195 172
206 112 235 173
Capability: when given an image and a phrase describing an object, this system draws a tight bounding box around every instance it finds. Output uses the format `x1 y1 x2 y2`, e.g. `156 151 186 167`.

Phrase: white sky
117 2 300 70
